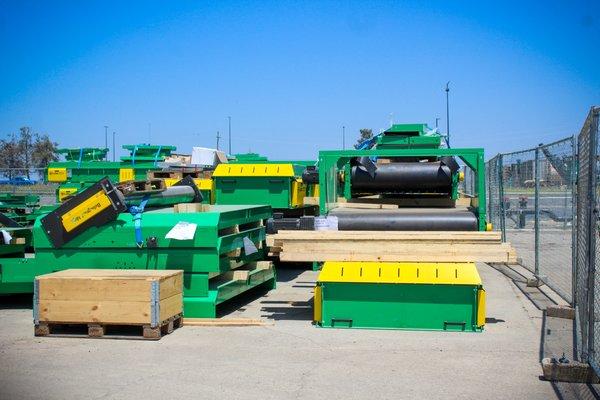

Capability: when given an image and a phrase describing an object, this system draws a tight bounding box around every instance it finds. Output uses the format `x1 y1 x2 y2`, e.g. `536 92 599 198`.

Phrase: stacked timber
267 230 516 263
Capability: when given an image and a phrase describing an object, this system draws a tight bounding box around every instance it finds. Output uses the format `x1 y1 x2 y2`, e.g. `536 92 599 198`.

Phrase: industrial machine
0 176 276 317
313 261 485 331
212 162 312 214
316 124 487 231
309 123 489 331
47 144 177 202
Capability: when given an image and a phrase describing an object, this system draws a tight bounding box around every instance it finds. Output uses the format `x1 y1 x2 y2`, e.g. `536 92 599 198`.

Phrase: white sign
165 222 197 241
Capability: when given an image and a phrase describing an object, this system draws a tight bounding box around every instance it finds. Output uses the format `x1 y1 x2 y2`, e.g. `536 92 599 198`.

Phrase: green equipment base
314 262 485 332
184 265 276 317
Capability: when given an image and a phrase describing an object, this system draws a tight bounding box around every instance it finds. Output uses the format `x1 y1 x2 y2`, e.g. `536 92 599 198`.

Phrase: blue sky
0 1 598 160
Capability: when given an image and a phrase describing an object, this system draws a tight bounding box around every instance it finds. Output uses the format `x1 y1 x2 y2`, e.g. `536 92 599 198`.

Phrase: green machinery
310 123 488 331
317 123 488 231
0 177 276 318
48 144 176 202
212 163 311 213
313 261 485 331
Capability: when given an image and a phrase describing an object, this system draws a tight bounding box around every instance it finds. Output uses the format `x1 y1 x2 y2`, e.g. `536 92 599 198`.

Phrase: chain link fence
486 138 575 303
573 106 600 371
486 106 600 374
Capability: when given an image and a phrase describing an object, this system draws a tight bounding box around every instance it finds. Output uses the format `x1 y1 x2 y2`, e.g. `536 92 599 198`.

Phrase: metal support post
586 111 599 363
498 155 506 242
534 146 541 277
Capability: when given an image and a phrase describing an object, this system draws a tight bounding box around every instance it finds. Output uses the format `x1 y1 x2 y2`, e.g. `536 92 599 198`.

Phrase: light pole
112 131 116 161
104 125 108 150
228 116 232 155
445 81 450 148
216 131 221 150
435 117 440 129
342 126 346 149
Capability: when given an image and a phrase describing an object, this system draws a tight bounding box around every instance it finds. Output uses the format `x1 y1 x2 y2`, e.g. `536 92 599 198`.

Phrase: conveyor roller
351 162 452 194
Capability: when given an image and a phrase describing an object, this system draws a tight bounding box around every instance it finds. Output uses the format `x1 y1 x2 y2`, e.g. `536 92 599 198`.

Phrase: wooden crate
34 269 183 339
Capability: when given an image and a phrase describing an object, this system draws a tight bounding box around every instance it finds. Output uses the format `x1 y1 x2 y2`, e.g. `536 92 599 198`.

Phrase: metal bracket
150 280 160 328
33 279 39 325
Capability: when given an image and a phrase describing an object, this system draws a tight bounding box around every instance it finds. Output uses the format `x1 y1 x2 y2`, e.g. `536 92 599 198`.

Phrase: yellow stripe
61 191 112 232
193 178 213 190
477 288 486 327
164 178 213 191
313 285 322 323
317 261 482 285
213 163 296 177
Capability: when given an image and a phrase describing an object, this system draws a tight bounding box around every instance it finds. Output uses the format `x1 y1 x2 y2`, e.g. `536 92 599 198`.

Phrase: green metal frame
0 205 276 317
317 148 487 231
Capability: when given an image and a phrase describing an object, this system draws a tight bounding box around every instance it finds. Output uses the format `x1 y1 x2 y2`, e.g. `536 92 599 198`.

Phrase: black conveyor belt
329 208 478 231
351 162 451 193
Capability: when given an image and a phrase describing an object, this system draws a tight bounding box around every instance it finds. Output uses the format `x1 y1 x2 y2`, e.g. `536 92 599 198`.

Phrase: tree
32 134 59 168
0 133 23 179
18 127 34 178
355 128 373 148
0 127 59 179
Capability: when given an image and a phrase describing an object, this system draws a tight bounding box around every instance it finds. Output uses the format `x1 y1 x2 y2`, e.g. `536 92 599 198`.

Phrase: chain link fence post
534 146 541 277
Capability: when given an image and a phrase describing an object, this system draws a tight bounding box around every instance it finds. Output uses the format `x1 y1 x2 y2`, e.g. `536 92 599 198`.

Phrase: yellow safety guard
318 261 482 286
213 163 296 177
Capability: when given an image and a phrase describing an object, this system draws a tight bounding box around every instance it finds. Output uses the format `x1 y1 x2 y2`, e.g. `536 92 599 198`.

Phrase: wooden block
546 305 575 320
36 269 183 326
174 203 210 213
88 324 105 337
143 325 161 340
302 197 320 206
542 357 600 383
34 323 50 336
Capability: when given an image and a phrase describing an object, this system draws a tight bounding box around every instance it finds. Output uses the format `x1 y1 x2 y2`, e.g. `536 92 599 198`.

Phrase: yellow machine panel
291 178 307 207
213 163 296 177
47 168 68 183
58 188 78 202
119 168 135 182
61 191 112 232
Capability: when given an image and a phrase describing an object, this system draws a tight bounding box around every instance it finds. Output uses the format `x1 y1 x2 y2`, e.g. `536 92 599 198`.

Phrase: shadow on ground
0 294 32 310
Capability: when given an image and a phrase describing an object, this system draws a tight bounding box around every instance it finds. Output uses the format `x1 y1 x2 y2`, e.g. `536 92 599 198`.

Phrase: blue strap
77 148 84 167
129 196 150 248
131 145 138 166
153 145 162 166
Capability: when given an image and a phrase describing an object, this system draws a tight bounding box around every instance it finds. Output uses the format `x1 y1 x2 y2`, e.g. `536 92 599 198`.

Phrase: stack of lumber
267 230 516 263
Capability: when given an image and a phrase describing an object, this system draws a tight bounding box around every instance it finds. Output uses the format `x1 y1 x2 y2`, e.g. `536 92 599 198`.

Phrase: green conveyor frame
317 147 487 231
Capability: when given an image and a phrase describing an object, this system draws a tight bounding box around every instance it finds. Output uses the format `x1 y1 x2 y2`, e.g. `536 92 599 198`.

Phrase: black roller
351 162 452 193
329 209 478 231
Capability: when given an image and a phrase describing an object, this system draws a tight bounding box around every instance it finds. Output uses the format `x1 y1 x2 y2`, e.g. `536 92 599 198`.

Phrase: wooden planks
35 269 183 333
268 230 516 263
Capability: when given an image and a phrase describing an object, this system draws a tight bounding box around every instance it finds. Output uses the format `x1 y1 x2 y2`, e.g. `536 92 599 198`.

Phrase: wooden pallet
147 170 207 180
34 314 183 340
267 230 517 263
